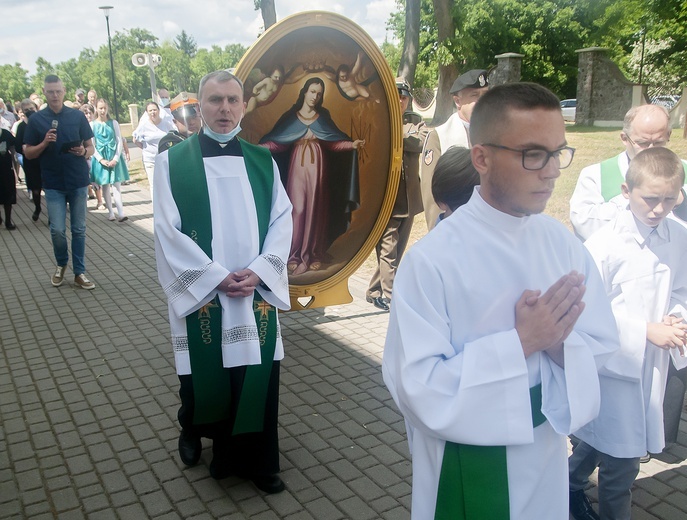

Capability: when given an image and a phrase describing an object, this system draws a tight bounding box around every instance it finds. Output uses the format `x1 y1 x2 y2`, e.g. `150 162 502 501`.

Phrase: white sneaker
74 274 96 290
51 265 67 287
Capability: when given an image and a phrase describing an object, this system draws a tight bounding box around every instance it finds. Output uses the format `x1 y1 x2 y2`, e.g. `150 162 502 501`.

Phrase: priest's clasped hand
217 269 261 298
515 271 586 363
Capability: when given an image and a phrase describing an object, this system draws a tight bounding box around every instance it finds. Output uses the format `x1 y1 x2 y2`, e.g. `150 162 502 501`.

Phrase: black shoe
32 209 41 221
640 452 651 463
5 221 16 230
209 456 233 480
570 489 600 520
178 431 201 466
366 296 389 311
250 474 285 494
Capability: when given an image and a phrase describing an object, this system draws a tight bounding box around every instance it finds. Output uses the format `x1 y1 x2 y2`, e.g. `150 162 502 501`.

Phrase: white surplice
575 210 687 457
383 187 619 520
153 145 293 374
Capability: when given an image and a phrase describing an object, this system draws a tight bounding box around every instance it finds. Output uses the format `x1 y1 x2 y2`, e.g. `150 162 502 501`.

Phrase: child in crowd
569 147 687 520
430 146 480 222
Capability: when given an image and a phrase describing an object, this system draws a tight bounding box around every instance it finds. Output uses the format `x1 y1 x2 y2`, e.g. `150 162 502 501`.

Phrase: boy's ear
621 183 631 200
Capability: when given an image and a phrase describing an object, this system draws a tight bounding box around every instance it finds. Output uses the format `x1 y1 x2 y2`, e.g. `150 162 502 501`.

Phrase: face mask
159 97 170 107
0 108 5 114
203 121 242 143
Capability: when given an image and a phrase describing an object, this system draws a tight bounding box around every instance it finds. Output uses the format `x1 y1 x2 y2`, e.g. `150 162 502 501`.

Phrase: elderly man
158 92 202 152
153 70 292 494
366 78 426 311
24 75 96 290
383 82 619 519
420 69 489 229
570 104 687 240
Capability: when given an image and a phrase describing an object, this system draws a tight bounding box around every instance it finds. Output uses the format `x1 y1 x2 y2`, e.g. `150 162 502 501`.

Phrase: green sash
168 134 278 432
601 153 687 201
599 155 626 202
434 384 546 520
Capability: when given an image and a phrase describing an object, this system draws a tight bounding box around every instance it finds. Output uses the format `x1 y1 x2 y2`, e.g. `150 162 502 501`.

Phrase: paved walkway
1 178 686 519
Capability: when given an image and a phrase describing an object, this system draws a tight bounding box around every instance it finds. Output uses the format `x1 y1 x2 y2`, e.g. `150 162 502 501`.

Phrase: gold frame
236 11 403 311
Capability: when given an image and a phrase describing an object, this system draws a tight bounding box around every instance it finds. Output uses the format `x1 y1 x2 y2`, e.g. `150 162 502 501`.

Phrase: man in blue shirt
24 75 97 290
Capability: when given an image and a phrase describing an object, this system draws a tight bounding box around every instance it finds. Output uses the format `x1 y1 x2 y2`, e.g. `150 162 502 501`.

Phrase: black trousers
663 362 687 445
178 360 281 476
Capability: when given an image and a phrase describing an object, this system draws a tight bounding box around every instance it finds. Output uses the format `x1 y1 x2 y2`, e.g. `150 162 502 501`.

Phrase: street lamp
99 5 119 120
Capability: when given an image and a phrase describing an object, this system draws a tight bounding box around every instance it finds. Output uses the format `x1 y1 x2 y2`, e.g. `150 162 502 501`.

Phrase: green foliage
0 64 31 101
8 29 247 123
385 0 687 99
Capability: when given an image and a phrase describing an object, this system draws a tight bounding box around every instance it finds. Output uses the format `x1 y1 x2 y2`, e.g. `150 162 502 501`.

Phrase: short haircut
198 70 244 99
625 147 685 190
622 104 670 135
470 82 560 145
432 146 480 211
44 74 61 84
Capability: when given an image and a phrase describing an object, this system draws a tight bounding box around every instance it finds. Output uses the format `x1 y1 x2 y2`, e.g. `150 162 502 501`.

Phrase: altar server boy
569 146 687 520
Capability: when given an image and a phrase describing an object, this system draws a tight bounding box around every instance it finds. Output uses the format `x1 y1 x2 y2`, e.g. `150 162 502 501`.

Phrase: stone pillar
128 104 140 129
575 47 641 127
491 53 524 86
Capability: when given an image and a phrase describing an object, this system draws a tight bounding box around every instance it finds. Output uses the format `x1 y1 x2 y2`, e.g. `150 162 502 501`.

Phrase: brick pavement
0 178 686 519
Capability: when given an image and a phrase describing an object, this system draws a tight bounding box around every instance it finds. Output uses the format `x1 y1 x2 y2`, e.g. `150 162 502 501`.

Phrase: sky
2 0 398 75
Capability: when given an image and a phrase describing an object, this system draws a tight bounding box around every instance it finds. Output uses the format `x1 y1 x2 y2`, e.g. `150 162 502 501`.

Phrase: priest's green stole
168 134 278 433
601 154 687 201
434 384 546 520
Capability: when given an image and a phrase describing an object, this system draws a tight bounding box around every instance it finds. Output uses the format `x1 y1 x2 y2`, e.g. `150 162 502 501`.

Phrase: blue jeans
44 187 88 275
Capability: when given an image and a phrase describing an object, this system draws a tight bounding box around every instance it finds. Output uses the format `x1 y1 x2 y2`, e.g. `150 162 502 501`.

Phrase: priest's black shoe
570 489 600 520
32 209 41 221
250 474 285 494
5 220 16 230
178 430 201 466
366 296 389 311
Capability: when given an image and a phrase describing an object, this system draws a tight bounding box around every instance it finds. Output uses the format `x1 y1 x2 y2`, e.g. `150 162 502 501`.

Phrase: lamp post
99 5 119 120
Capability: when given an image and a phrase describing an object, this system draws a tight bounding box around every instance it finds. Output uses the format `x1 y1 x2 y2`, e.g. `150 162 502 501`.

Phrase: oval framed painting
236 11 402 310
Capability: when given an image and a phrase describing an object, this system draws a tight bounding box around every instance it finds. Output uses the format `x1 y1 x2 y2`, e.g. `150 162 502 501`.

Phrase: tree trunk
431 0 459 126
398 0 421 86
260 0 277 30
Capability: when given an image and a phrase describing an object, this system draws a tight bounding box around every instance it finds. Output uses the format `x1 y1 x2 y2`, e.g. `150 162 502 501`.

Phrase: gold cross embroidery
198 300 218 319
254 300 273 319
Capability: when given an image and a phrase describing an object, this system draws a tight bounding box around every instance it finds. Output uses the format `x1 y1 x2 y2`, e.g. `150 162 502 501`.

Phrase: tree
0 64 31 102
431 0 459 125
398 0 421 84
255 0 277 31
175 30 198 58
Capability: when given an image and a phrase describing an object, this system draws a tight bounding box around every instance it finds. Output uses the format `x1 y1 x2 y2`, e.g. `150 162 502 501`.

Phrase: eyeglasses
624 134 668 149
481 143 575 170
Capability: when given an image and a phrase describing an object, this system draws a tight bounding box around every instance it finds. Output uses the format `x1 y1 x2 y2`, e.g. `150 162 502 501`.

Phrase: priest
153 70 293 494
382 82 620 519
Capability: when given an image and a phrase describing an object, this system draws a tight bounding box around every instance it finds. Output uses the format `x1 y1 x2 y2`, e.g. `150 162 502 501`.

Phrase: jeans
44 186 88 275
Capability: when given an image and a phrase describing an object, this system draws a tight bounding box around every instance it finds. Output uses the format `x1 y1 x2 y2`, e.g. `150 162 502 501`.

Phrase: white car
560 99 576 122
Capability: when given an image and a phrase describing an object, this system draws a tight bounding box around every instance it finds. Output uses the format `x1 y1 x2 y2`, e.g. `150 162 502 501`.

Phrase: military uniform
420 69 489 230
367 79 427 310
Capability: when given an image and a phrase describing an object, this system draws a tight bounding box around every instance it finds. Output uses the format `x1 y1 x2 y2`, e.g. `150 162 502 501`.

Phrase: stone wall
575 47 648 126
490 53 524 86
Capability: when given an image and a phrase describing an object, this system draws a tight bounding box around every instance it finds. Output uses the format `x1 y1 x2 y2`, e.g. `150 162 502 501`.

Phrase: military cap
449 69 489 94
396 77 412 99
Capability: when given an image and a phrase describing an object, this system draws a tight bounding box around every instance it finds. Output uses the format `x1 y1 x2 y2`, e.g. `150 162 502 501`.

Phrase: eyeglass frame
623 134 669 149
479 143 576 171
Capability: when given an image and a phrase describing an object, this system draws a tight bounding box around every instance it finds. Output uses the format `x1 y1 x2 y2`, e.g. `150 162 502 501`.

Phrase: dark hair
44 74 61 84
626 147 685 190
470 82 561 145
145 101 160 111
293 77 325 113
432 147 480 211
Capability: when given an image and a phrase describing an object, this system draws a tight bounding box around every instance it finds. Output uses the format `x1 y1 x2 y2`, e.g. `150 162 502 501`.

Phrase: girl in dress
92 99 129 222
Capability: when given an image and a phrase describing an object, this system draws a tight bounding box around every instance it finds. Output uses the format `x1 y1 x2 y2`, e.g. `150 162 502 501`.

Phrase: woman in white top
132 101 175 197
